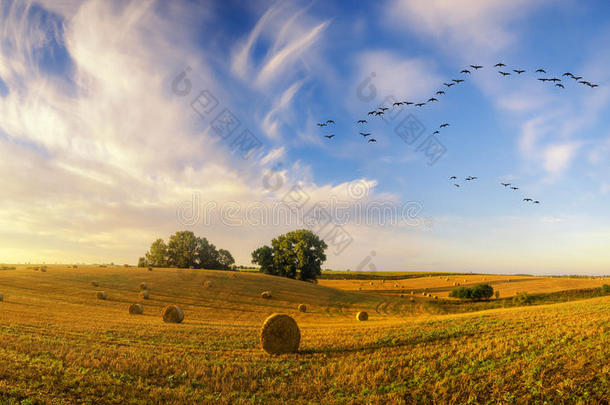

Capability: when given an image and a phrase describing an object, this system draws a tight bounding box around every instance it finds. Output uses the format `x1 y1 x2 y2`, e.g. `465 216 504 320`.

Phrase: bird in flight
461 69 471 74
450 176 457 180
317 123 327 127
499 71 511 76
562 73 573 77
415 103 426 107
375 111 384 116
444 82 455 87
470 65 483 70
368 138 377 143
393 102 402 107
324 135 335 139
367 111 376 115
359 132 371 137
572 76 582 81
538 78 549 82
428 97 438 102
579 80 591 86
549 78 561 82
433 130 440 135
588 83 599 88
454 184 460 188
501 183 511 187
440 123 450 128
513 69 526 74
533 201 540 204
453 79 465 83
379 107 389 111
523 198 533 202
403 101 414 105
436 91 446 95
357 120 367 124
556 84 565 89
494 63 506 67
536 69 546 73
465 176 478 181
326 120 335 124
510 187 519 190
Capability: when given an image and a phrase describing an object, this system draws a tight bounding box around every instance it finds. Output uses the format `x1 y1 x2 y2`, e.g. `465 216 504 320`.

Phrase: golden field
0 266 608 404
320 274 610 299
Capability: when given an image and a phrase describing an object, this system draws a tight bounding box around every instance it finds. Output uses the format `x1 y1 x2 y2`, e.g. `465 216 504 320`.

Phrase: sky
1 0 610 275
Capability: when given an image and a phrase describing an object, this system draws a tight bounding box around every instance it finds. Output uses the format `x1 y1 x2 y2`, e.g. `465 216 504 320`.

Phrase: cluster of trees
449 283 494 300
138 231 234 270
251 229 327 281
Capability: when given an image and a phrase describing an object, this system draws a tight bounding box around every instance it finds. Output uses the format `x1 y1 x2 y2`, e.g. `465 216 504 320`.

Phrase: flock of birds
315 62 600 206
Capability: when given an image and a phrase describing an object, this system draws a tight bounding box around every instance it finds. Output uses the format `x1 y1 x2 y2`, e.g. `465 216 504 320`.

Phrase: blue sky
1 0 610 274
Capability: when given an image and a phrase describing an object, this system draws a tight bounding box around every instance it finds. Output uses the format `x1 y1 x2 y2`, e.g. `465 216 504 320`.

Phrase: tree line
138 231 234 270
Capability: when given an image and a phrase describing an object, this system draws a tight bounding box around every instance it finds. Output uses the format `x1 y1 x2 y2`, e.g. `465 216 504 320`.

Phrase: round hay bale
260 313 300 354
356 311 368 321
261 291 272 299
203 280 214 288
129 303 143 314
40 267 47 272
97 291 107 300
162 305 184 323
91 281 99 287
148 267 153 271
139 282 147 290
369 282 374 286
33 267 39 271
409 297 415 302
298 304 306 312
400 294 404 298
139 290 150 300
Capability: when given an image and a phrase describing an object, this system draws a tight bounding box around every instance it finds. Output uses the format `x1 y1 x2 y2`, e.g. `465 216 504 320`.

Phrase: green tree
252 230 327 281
217 249 235 269
251 245 274 274
167 231 199 269
449 284 494 301
141 231 234 270
144 238 168 267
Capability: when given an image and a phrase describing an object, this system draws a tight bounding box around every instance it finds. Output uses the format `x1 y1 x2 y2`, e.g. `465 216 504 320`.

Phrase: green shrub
449 284 494 301
602 284 610 293
513 292 533 305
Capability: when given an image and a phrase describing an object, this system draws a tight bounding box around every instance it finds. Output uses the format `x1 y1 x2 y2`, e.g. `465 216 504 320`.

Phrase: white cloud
542 142 580 175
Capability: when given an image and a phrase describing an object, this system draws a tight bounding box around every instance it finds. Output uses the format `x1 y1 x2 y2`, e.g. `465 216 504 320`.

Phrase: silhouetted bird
572 76 582 81
379 107 389 111
499 71 511 76
494 63 506 67
359 132 371 137
510 187 519 190
324 135 335 139
588 83 599 88
375 111 384 116
368 138 377 143
444 82 455 87
579 80 590 86
450 176 457 180
317 123 327 127
403 101 414 105
454 184 460 188
461 69 471 74
549 78 561 82
357 120 367 124
453 79 465 83
536 69 546 73
513 70 526 74
533 201 540 204
501 183 511 187
556 84 565 89
415 103 426 107
470 65 483 70
436 91 445 95
428 97 438 102
523 198 533 202
368 111 376 115
563 73 573 77
393 102 402 106
538 78 549 82
326 120 335 124
440 123 450 128
433 131 440 135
